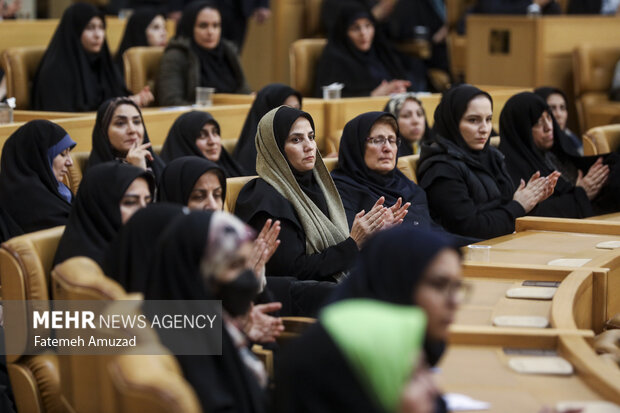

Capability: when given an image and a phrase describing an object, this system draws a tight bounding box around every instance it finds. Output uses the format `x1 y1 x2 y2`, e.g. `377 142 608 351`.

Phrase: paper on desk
443 393 490 411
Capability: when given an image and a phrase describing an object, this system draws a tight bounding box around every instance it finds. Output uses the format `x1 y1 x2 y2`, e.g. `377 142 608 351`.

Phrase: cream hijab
255 106 351 279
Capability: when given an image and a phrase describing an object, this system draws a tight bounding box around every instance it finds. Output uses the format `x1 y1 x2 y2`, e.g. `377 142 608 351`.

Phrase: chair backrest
123 46 164 96
573 44 620 98
397 154 419 183
276 317 316 347
323 156 338 172
289 38 327 97
1 46 46 109
225 175 258 213
222 138 237 155
0 226 71 413
584 124 620 155
108 352 202 413
51 257 127 412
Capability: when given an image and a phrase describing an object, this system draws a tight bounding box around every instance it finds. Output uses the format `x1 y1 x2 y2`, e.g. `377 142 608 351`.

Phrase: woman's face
458 95 492 151
398 99 426 143
364 121 398 174
413 249 462 341
546 93 567 130
347 17 374 52
188 171 224 211
283 95 301 110
52 148 74 183
216 241 253 283
284 117 316 173
119 177 152 224
145 15 168 47
195 122 222 162
531 110 554 151
81 16 105 54
194 8 221 49
107 104 145 154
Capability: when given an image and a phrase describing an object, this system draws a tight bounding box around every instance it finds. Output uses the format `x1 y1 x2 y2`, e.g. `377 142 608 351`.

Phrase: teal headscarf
321 299 427 413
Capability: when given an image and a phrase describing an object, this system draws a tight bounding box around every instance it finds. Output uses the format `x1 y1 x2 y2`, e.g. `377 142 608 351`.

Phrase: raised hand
576 157 609 200
125 141 153 170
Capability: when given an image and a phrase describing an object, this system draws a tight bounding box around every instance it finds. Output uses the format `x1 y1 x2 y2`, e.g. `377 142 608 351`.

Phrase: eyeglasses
420 278 472 303
366 135 401 147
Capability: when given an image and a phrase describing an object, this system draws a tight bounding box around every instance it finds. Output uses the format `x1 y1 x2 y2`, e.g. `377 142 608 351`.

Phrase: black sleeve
425 177 526 240
248 212 358 282
530 187 594 218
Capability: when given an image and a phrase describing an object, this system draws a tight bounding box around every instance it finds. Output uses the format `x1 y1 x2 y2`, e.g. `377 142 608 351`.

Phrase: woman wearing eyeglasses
417 85 558 240
160 111 246 177
235 106 390 284
331 112 474 245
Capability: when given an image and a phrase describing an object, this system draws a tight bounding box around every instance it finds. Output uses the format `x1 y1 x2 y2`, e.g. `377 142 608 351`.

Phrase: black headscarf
333 225 458 367
53 162 155 267
331 111 434 227
383 93 433 156
176 1 245 93
0 120 76 234
420 84 516 202
233 84 302 174
102 203 187 293
499 92 585 187
87 97 166 181
160 111 245 177
314 3 409 97
272 107 330 217
144 210 266 413
159 156 226 205
114 9 164 72
31 3 128 111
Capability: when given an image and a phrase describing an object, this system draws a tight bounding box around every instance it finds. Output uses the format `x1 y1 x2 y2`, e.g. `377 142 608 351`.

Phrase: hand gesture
350 197 390 248
383 197 411 229
247 219 281 290
240 302 284 343
125 140 153 170
512 171 548 213
576 157 609 200
130 86 154 107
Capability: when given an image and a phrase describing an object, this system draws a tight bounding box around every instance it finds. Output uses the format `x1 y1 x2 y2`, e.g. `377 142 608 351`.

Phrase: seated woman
499 92 618 217
88 97 166 180
534 87 583 155
417 85 558 240
146 210 273 412
160 111 245 177
157 1 251 106
331 111 475 245
384 92 432 156
234 83 302 174
114 9 168 74
31 3 152 111
53 162 154 267
314 3 422 98
278 299 433 413
0 120 75 234
235 106 389 282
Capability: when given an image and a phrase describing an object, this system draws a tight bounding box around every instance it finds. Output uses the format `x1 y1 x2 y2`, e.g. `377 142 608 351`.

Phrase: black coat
235 178 358 282
417 135 526 240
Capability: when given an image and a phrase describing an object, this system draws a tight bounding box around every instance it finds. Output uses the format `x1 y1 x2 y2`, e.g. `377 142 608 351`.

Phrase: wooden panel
466 17 538 87
12 110 88 122
273 0 306 83
515 216 620 235
550 270 607 332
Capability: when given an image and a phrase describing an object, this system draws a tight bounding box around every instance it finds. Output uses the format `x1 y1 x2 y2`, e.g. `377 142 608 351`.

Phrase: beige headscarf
255 106 351 280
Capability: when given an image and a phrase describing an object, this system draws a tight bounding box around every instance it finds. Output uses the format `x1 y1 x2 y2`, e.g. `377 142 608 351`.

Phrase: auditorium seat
397 154 419 183
303 0 324 38
573 44 620 132
51 257 127 412
289 39 326 97
222 138 237 155
225 175 258 213
123 46 164 96
276 317 316 348
0 226 72 413
583 124 620 155
323 156 338 172
0 46 46 110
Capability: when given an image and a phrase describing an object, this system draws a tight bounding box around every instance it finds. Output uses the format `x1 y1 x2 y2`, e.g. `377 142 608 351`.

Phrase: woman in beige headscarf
235 106 403 283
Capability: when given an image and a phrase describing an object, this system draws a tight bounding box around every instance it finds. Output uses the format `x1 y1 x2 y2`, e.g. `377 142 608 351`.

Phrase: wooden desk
588 212 620 222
